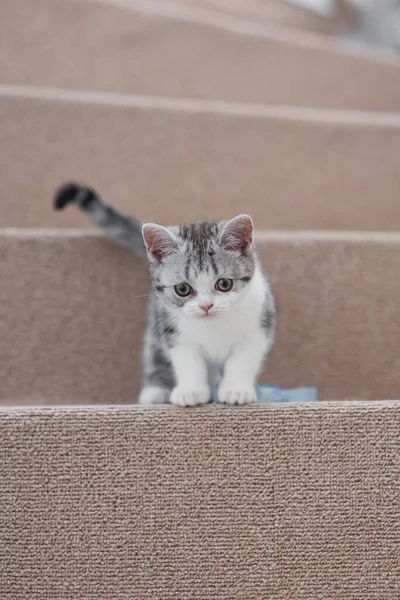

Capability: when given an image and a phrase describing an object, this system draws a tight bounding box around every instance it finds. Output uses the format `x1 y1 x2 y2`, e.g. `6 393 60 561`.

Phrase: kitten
54 183 276 407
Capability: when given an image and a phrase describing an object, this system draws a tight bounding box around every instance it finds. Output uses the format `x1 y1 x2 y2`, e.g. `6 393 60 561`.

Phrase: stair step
88 0 357 35
2 402 399 598
1 230 399 404
1 89 400 231
1 0 399 110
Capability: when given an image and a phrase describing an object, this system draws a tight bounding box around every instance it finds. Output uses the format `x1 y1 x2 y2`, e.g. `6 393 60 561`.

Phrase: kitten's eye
216 278 233 292
174 282 192 297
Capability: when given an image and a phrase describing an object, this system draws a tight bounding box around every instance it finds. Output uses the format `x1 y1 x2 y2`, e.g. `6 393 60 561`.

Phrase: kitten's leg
138 386 171 406
54 182 146 256
218 332 272 405
169 346 211 407
138 320 175 405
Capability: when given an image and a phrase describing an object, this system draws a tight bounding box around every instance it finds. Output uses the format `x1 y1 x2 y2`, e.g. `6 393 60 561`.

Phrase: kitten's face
143 216 256 320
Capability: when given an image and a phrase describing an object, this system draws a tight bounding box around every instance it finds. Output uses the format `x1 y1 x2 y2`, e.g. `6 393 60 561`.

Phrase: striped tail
54 183 146 257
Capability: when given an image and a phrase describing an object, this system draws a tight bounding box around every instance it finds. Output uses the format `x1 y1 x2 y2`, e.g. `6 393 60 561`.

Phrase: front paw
218 383 257 405
170 386 211 407
138 386 171 405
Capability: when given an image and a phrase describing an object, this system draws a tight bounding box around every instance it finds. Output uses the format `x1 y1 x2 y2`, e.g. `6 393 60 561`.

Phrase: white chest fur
177 268 269 366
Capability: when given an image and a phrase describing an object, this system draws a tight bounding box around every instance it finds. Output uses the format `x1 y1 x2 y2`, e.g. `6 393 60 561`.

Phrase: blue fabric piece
257 384 318 403
212 384 318 403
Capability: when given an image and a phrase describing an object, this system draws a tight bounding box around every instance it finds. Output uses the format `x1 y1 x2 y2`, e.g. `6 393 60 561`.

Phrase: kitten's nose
199 303 213 314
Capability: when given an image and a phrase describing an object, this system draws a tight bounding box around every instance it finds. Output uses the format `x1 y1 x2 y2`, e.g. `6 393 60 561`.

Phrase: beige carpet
1 231 400 405
2 3 400 599
2 92 400 231
1 402 399 599
1 0 399 111
181 0 356 34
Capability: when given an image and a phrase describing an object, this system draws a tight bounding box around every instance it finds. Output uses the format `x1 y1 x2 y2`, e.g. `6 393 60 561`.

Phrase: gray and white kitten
54 183 276 407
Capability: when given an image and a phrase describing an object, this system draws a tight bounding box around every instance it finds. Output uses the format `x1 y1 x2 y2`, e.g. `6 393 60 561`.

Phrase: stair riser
1 232 399 403
1 0 399 110
2 95 400 230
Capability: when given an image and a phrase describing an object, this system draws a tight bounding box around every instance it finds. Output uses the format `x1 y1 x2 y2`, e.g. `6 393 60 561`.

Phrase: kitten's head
142 215 256 319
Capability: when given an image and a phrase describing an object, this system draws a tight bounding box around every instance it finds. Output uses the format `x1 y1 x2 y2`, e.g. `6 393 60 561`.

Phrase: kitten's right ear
142 223 180 262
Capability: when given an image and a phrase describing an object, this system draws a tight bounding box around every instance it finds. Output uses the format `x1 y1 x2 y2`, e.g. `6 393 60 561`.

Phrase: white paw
218 383 257 405
138 386 171 405
170 386 211 407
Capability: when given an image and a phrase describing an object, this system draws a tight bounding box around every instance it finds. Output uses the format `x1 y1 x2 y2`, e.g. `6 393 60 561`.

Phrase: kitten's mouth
199 313 215 318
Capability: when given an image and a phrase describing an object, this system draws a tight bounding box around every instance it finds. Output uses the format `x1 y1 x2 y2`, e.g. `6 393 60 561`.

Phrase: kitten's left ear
219 214 254 253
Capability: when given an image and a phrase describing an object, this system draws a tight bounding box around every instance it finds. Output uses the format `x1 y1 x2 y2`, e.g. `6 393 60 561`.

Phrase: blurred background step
1 0 399 111
91 0 400 50
131 0 357 35
1 88 400 231
1 230 399 404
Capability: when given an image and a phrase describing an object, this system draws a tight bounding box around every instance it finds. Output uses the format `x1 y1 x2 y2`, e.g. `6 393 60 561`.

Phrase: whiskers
212 302 255 319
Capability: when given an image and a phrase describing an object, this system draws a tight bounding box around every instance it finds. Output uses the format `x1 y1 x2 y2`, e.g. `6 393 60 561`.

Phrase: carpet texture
1 403 399 599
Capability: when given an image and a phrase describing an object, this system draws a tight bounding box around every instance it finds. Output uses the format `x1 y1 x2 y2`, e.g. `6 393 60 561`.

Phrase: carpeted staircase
1 1 400 598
